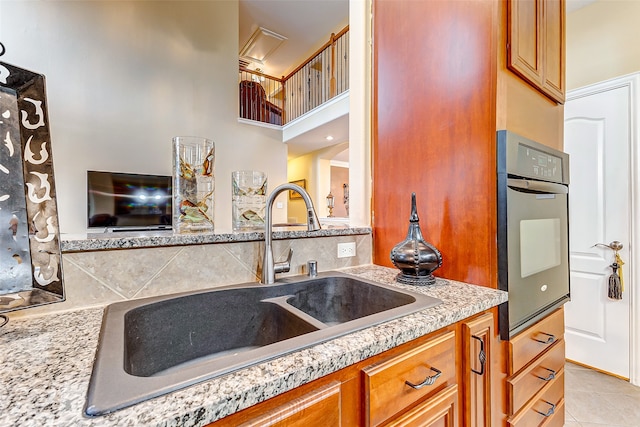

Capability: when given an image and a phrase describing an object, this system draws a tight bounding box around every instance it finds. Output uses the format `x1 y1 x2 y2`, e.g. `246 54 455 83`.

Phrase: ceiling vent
238 58 251 70
239 27 287 66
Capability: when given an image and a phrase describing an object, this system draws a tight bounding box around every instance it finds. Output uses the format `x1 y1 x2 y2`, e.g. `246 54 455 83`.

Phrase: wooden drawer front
508 370 565 427
363 331 456 427
238 381 341 427
508 339 565 415
509 308 564 374
385 384 459 427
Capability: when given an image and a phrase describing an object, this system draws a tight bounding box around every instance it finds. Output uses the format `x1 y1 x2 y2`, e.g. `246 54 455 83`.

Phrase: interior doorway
564 73 639 385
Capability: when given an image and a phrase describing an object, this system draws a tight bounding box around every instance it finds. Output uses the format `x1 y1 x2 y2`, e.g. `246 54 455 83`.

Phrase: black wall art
0 59 65 313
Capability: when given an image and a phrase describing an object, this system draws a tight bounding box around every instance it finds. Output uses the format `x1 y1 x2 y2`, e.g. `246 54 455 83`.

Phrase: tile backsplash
7 234 372 319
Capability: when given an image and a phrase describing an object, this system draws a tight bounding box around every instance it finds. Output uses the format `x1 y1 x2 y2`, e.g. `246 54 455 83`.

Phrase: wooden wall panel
372 0 499 287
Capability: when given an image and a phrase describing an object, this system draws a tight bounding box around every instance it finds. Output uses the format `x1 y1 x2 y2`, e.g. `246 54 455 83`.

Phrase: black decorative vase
390 193 443 285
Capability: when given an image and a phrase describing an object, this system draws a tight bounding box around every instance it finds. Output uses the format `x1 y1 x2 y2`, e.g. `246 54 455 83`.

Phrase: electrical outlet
337 242 356 258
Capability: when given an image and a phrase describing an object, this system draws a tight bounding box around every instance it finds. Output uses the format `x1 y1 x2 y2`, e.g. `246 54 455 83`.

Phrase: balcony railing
239 68 284 125
239 26 349 126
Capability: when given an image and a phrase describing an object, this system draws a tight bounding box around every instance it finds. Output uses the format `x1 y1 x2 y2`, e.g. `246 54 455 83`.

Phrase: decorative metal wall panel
0 61 64 312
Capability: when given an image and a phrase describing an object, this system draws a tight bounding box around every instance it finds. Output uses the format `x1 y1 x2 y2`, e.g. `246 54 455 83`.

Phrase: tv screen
87 171 172 231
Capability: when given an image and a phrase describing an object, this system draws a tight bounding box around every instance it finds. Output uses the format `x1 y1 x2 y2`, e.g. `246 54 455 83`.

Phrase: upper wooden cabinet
507 0 566 103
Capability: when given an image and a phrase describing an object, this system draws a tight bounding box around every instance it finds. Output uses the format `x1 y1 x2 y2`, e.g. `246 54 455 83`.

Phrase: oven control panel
517 144 564 181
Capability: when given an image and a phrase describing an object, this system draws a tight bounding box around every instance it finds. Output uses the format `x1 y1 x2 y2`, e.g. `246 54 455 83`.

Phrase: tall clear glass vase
172 136 215 233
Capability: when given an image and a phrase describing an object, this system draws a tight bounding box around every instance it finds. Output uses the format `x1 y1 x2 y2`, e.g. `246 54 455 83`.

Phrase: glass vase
232 170 267 231
172 136 215 233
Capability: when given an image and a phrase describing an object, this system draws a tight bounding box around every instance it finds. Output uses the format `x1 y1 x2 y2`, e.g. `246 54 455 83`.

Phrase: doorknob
594 241 623 251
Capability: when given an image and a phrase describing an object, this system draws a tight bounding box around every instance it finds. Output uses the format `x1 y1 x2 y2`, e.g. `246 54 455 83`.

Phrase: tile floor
564 362 640 427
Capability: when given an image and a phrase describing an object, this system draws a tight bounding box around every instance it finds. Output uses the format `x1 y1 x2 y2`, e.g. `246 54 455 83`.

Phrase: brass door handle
594 241 624 251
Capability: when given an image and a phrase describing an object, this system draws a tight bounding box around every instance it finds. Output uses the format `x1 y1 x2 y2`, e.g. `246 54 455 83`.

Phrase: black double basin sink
85 272 442 416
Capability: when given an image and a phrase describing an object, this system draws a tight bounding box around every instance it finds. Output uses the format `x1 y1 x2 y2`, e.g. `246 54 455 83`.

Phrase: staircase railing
239 26 349 126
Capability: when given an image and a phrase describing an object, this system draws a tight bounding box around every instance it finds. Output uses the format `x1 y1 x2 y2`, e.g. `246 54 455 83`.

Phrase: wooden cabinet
372 0 500 287
462 313 494 427
372 0 565 288
508 371 565 427
506 308 565 427
508 308 565 374
363 331 457 426
235 381 342 427
368 1 567 425
507 0 565 103
507 339 565 415
207 310 503 427
385 384 459 427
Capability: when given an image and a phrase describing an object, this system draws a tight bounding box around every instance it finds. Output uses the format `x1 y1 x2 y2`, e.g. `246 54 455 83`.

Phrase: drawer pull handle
535 367 556 381
405 367 442 389
534 400 556 417
533 332 556 344
471 335 486 376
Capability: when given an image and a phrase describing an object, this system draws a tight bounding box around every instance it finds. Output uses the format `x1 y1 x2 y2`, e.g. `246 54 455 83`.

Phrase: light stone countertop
60 226 372 252
0 265 507 427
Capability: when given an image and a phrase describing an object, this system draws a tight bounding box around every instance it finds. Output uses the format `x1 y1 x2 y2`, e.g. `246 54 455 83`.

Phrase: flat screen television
87 171 172 232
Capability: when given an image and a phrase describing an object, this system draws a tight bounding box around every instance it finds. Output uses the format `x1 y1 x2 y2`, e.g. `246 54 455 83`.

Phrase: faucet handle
274 248 293 274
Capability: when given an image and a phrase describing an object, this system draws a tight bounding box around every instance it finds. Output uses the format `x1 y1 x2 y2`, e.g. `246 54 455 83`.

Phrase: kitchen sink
285 275 416 325
124 295 320 377
85 272 442 416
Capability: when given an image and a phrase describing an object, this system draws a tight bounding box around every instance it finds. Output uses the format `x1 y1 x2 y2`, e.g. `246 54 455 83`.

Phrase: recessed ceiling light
326 135 334 141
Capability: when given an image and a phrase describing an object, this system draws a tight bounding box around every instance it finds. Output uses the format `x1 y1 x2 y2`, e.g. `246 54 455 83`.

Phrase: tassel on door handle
609 261 623 300
593 241 624 300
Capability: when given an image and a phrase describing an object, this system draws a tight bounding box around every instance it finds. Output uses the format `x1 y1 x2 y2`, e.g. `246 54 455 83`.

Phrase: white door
564 79 631 379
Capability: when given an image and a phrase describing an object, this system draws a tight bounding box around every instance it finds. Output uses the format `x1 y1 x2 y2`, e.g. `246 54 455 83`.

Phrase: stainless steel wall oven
497 130 570 339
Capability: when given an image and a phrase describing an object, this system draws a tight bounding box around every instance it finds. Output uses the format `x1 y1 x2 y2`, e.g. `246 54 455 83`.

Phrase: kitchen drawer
385 384 458 427
509 308 564 374
363 330 456 427
237 381 342 427
508 369 565 427
508 339 565 415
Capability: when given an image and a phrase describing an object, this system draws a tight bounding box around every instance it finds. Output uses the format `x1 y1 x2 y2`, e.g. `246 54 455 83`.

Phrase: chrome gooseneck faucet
261 183 321 284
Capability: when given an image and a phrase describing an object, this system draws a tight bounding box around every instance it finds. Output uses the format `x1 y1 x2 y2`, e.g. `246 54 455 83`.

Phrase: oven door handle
507 178 568 195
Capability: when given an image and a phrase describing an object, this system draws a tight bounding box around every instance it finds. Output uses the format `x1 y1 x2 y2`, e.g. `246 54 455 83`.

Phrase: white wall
0 0 288 234
567 0 640 89
348 0 371 227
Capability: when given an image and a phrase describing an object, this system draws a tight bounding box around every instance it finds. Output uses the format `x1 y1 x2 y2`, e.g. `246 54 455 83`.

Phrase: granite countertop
60 226 371 252
0 265 507 427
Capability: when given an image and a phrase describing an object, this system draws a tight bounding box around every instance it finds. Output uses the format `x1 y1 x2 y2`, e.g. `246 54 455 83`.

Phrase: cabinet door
385 384 459 427
508 0 543 85
237 381 342 427
542 0 565 102
508 0 565 103
462 312 493 427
